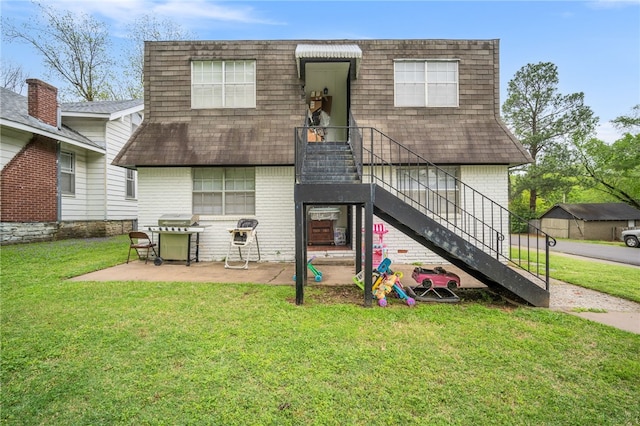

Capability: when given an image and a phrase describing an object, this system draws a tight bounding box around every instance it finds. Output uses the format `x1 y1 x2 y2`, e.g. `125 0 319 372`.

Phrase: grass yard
511 248 640 303
2 236 639 425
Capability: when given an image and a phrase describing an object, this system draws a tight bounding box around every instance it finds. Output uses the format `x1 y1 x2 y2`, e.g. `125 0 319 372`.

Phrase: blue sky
1 0 639 142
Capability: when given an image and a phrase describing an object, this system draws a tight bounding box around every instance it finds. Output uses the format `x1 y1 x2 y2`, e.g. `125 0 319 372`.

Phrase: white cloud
596 121 622 144
37 0 283 28
587 0 640 9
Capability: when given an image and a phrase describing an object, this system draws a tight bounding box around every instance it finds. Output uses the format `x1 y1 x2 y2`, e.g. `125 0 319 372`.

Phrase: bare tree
0 60 27 93
122 14 195 99
2 1 117 101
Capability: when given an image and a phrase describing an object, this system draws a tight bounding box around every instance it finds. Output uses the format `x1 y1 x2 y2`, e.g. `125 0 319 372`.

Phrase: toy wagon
406 266 461 302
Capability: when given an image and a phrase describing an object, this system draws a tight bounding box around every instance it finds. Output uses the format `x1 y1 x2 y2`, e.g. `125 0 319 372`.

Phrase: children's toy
293 256 323 282
354 258 415 307
373 271 416 307
352 258 390 290
406 266 461 303
391 280 416 307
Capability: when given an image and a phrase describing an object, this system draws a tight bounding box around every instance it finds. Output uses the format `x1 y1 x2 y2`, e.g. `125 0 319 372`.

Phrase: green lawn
2 236 639 425
511 248 640 303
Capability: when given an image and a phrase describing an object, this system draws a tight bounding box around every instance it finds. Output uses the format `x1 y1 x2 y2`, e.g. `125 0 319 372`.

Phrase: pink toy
406 266 461 303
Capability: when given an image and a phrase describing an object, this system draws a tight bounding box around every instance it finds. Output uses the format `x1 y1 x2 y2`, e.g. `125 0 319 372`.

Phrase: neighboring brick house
114 39 530 263
540 203 640 241
1 79 143 244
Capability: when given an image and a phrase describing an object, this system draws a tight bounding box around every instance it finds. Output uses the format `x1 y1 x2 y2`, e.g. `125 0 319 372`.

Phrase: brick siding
1 135 58 222
26 79 58 127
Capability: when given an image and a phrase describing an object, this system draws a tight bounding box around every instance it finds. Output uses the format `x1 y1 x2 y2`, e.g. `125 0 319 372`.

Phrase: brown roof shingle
113 39 532 168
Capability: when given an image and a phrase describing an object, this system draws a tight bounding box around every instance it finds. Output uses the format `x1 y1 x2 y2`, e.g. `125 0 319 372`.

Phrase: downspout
104 134 108 221
56 141 61 221
102 118 110 221
57 105 62 222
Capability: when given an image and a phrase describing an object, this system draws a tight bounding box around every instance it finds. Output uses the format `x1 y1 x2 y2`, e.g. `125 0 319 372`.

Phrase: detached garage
540 203 640 241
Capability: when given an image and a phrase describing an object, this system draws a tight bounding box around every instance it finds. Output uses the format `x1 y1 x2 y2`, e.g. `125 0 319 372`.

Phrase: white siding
105 115 138 219
85 150 106 220
0 127 30 169
60 144 88 220
61 118 106 220
61 114 139 221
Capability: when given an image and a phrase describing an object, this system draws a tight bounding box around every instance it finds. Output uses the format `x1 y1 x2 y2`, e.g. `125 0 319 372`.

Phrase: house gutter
61 104 143 121
0 118 106 154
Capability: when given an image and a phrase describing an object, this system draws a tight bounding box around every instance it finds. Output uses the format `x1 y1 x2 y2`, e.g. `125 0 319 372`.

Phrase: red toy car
411 266 460 290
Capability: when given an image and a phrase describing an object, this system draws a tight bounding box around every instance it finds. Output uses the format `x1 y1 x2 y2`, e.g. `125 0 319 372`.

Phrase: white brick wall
138 166 297 262
362 164 510 265
136 164 510 264
459 165 510 259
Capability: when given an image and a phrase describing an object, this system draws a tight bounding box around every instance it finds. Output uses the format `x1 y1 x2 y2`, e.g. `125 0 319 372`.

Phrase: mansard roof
113 39 532 169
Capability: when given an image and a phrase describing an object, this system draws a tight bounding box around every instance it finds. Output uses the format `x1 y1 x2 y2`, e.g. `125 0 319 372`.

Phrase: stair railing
295 119 556 289
350 126 556 290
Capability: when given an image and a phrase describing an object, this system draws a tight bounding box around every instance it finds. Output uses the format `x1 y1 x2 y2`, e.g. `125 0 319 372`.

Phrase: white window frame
192 168 255 216
397 166 459 215
125 169 136 199
394 60 459 107
60 151 75 195
191 60 256 109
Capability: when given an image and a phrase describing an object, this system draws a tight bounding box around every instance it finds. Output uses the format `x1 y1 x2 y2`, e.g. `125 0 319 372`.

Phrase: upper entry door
305 62 350 142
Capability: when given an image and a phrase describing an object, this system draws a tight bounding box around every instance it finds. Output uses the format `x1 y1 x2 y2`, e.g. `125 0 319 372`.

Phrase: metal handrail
295 123 555 289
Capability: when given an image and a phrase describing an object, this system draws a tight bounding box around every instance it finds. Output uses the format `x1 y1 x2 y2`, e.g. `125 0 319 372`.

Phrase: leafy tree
502 62 597 214
121 14 195 99
611 104 640 132
573 106 640 209
2 1 116 101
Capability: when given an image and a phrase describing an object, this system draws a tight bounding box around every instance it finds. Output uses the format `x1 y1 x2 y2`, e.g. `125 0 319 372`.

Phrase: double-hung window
397 166 459 215
193 168 255 215
191 60 256 108
394 60 458 107
126 169 136 199
60 151 75 195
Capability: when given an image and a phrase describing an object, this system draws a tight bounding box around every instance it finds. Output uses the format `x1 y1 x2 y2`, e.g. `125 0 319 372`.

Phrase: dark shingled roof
62 99 143 115
113 39 533 168
0 87 99 149
540 203 640 221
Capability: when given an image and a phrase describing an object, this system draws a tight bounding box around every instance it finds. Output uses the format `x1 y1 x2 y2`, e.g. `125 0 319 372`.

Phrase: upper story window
60 151 75 195
394 60 459 107
126 169 136 199
191 60 256 109
192 168 255 216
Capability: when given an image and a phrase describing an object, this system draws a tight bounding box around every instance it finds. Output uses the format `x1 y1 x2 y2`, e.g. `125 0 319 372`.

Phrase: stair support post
294 200 307 305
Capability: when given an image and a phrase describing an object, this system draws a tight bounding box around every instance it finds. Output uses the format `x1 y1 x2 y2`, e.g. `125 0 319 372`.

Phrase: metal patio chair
225 219 261 269
127 231 158 264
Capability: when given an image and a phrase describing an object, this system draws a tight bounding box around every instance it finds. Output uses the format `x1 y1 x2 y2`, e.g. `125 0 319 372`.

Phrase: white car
622 229 640 248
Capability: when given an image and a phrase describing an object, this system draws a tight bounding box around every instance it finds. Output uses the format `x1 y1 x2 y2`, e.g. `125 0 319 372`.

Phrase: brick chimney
26 79 59 127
